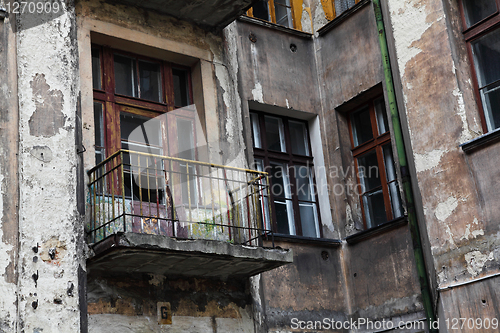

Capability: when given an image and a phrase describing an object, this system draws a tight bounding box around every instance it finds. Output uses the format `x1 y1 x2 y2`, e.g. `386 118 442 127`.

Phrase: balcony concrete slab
107 0 259 30
87 232 293 279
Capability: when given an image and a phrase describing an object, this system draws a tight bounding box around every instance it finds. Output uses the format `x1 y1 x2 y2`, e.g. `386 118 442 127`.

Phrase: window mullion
164 62 175 110
103 47 115 101
269 0 277 24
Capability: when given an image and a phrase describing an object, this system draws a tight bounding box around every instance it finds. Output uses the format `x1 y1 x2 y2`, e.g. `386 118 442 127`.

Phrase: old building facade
0 0 498 332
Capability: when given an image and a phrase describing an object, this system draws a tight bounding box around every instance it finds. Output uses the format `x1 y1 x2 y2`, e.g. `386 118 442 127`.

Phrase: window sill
317 0 371 37
344 216 408 245
460 127 500 153
237 16 313 39
265 233 342 247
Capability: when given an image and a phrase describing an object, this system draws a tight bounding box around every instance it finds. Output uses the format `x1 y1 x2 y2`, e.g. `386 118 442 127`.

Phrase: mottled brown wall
87 272 254 332
260 241 347 331
347 225 423 320
233 21 320 114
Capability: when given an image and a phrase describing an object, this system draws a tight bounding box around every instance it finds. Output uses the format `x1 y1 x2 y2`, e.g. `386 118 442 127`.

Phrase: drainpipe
372 0 438 331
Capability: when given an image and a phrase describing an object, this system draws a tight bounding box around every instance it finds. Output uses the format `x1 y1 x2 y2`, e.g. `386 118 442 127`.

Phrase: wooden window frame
251 111 323 238
247 0 296 29
348 96 400 230
458 0 500 132
91 45 194 158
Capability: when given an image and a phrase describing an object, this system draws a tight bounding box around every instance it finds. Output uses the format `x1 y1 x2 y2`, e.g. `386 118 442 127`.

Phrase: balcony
107 0 259 31
86 150 292 279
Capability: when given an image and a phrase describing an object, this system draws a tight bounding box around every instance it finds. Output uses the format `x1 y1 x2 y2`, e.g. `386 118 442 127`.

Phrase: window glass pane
139 60 162 102
252 0 270 21
265 116 286 152
114 54 137 97
250 113 262 148
374 98 389 135
335 0 356 16
383 144 403 219
270 163 288 198
289 120 309 155
357 150 381 192
294 165 313 201
362 190 386 229
462 0 497 28
274 0 292 27
177 118 195 160
270 162 295 235
172 68 190 107
120 113 161 148
480 80 500 130
275 201 291 234
471 28 500 88
299 204 318 238
94 102 104 164
350 106 373 146
92 48 101 90
382 144 396 182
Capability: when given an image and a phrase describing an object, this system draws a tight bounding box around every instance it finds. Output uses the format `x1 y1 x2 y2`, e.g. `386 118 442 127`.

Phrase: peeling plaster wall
386 0 500 320
0 8 20 331
16 0 84 331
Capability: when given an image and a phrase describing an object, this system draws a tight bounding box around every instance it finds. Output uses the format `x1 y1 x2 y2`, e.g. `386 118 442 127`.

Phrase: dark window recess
172 68 190 107
252 0 270 21
92 48 102 90
348 96 403 229
138 60 162 102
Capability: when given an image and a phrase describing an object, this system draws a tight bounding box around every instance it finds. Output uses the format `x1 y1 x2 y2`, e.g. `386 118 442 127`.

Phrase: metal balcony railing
87 150 274 247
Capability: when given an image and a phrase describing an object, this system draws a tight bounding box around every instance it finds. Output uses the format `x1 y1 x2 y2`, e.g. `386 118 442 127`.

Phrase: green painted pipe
372 0 438 331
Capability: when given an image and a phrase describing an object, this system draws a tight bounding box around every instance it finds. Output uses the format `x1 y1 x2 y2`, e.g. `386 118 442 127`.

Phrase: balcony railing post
120 151 126 232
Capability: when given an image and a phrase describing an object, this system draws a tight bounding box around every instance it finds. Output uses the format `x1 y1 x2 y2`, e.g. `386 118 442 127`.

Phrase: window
459 0 500 132
321 0 360 21
91 45 196 203
348 97 403 229
250 112 321 238
247 0 295 29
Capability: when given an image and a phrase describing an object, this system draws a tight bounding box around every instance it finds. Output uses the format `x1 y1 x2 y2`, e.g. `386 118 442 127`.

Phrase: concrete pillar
16 0 84 331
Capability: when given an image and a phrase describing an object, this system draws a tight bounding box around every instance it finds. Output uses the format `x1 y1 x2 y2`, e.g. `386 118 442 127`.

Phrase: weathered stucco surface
16 1 84 330
387 0 500 322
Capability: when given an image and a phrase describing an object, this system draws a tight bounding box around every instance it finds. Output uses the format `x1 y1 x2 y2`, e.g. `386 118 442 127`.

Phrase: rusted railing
87 149 274 247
